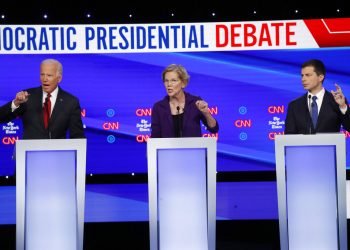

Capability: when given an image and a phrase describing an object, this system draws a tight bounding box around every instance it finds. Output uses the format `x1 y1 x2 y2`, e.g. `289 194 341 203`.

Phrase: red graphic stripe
304 18 350 47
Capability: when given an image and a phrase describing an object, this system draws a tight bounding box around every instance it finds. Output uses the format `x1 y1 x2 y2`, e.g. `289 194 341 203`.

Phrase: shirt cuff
11 100 19 112
340 105 347 114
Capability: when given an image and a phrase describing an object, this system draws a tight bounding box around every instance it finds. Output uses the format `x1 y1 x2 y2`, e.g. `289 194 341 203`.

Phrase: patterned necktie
311 96 318 128
43 93 51 129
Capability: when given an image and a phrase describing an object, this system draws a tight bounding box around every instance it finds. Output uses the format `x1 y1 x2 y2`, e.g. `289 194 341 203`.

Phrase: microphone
176 106 182 137
308 94 313 134
47 113 51 139
176 106 185 113
308 94 312 111
43 95 52 139
48 127 52 139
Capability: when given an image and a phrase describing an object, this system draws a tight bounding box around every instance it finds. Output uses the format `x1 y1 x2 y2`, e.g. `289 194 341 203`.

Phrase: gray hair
41 58 63 76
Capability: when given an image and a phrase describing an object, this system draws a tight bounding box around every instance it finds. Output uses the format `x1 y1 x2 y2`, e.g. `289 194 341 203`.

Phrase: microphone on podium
308 94 313 134
176 106 182 137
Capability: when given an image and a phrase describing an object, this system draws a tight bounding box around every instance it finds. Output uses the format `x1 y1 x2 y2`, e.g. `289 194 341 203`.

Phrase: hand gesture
195 100 209 114
14 91 30 107
331 83 347 109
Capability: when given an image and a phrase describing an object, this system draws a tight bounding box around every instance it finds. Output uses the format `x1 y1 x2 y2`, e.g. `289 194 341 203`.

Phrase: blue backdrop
1 49 350 175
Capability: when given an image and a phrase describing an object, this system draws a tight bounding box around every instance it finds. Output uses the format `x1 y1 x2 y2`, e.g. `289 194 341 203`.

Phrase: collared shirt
42 87 58 114
11 87 59 113
308 87 347 114
308 88 325 114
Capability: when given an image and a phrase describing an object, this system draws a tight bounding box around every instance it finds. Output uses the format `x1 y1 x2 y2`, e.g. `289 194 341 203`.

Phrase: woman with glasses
151 64 219 138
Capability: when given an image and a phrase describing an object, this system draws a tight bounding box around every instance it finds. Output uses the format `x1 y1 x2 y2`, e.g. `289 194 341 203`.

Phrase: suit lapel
302 94 311 120
300 94 314 130
49 89 63 126
182 93 191 129
32 88 46 129
317 91 331 128
164 99 173 132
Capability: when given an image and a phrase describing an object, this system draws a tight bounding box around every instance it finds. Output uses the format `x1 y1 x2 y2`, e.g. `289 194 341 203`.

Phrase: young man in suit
0 58 85 139
285 59 350 134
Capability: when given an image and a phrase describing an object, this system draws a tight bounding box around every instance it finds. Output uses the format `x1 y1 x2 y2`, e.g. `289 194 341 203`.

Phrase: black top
172 113 184 137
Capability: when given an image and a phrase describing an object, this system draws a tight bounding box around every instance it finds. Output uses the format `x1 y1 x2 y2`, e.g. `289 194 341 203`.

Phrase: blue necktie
311 96 318 128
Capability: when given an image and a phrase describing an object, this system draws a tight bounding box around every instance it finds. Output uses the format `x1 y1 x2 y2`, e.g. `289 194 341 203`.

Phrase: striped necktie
43 93 51 129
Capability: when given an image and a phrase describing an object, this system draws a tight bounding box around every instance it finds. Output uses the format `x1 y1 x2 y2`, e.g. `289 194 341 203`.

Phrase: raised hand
195 100 209 114
14 91 30 107
331 83 347 109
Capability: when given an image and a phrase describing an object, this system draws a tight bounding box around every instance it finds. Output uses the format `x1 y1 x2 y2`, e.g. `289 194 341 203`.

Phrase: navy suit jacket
0 86 85 139
151 91 219 138
285 90 350 134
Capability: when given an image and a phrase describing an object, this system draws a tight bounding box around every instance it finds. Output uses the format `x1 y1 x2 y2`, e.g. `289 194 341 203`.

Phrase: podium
147 137 216 250
16 139 87 250
275 133 347 250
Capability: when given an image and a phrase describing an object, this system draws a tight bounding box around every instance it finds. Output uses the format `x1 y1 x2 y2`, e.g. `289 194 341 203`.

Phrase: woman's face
163 71 185 97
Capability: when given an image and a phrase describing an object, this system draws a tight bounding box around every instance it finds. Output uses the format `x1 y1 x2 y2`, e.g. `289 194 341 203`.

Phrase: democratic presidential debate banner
0 17 350 176
1 18 350 54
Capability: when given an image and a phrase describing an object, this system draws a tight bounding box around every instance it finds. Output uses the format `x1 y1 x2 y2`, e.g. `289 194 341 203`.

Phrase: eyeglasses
164 79 180 85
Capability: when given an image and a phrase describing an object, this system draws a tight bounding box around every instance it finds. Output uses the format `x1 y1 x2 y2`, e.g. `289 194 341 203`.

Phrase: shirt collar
308 87 325 99
43 87 58 99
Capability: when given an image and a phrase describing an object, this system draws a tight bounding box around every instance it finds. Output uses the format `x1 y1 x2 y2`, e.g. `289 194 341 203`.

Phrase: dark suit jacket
285 90 350 134
0 86 85 139
151 91 219 138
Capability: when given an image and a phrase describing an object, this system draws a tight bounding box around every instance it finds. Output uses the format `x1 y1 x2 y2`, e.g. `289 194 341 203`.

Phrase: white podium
275 133 347 250
16 139 87 250
147 137 217 250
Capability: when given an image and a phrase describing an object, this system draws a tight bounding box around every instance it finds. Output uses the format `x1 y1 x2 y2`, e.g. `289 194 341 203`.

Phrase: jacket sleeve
200 113 219 133
151 103 161 138
196 95 219 133
68 98 86 139
0 101 22 123
339 98 350 132
284 102 298 134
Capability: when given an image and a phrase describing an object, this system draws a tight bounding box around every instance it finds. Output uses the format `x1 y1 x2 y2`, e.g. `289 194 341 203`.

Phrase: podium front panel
147 137 216 250
16 139 86 250
25 150 78 250
285 145 338 249
157 148 208 249
275 134 347 250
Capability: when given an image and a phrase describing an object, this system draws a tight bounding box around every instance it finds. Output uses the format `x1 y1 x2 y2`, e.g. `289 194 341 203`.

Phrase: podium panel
275 134 347 250
147 137 216 250
16 139 87 250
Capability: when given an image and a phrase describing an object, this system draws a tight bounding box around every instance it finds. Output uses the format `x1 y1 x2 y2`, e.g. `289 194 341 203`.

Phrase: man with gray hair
0 58 85 139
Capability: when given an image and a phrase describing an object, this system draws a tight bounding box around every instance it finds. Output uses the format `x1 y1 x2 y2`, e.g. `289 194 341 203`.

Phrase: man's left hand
331 83 347 109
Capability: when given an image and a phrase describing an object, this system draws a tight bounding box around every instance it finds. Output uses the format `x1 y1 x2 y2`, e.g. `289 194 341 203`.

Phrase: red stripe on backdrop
304 18 350 47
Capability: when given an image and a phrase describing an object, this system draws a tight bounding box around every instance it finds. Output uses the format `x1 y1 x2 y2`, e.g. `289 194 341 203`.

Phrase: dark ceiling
0 0 349 24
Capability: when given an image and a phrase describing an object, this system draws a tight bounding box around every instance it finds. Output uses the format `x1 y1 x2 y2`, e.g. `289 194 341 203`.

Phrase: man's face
301 66 324 94
40 63 62 93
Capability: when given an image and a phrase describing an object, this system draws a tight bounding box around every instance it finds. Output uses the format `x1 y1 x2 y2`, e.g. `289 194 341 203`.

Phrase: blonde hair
162 64 190 87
